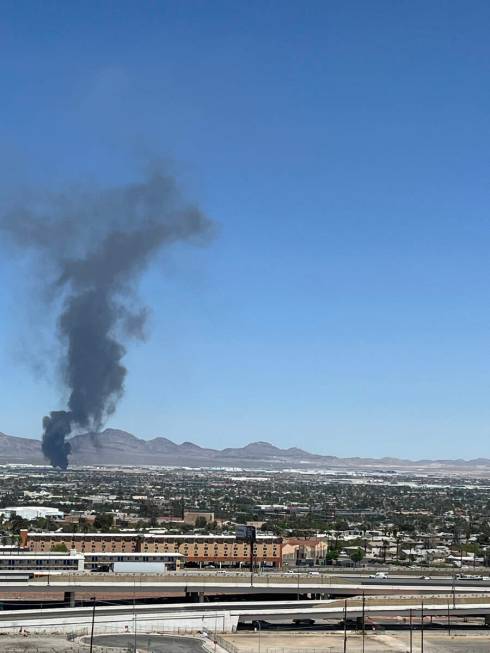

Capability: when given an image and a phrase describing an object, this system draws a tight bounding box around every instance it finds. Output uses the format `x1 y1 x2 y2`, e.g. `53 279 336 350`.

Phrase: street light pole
244 527 257 587
214 613 218 653
421 600 424 653
133 595 137 653
343 599 347 653
250 533 254 586
409 608 412 653
89 596 96 653
361 593 365 653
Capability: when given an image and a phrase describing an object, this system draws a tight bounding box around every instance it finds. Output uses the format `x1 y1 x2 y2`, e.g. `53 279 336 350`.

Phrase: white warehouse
0 506 64 520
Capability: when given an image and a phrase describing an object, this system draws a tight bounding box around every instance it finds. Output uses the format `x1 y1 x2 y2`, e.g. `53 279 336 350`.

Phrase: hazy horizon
3 425 490 463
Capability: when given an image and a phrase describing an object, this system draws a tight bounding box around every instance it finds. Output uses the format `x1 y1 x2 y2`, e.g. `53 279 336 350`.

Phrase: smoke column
1 170 212 468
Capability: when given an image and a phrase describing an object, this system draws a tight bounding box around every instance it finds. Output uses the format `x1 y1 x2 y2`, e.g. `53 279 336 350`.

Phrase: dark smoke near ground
1 171 212 468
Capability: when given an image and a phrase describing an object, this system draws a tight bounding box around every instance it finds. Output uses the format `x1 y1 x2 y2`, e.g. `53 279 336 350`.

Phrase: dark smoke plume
1 171 212 468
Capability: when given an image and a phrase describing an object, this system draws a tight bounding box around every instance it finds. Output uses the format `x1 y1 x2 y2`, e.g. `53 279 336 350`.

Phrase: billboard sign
236 525 256 542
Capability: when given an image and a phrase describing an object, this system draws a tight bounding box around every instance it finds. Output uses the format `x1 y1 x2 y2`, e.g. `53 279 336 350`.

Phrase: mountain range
0 428 490 472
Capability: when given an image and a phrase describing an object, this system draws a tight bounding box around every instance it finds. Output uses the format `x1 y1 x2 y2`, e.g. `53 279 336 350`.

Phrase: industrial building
0 552 84 572
0 506 64 520
20 531 283 567
0 550 183 572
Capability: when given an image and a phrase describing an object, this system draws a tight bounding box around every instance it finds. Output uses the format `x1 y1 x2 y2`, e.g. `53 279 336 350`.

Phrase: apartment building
20 531 283 567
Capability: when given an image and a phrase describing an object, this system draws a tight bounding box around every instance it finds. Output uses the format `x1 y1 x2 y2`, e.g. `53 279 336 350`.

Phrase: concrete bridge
1 597 490 636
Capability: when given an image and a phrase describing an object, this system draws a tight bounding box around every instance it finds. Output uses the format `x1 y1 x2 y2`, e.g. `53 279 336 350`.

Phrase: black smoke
1 171 212 468
42 411 72 470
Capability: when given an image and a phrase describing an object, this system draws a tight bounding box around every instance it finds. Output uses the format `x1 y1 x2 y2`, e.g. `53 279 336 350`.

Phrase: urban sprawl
1 465 489 571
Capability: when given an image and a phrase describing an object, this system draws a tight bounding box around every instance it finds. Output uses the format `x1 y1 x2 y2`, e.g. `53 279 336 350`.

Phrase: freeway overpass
1 597 490 635
2 575 490 601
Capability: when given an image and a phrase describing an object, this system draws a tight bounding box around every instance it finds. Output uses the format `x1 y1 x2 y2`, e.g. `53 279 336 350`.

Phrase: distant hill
1 428 490 472
0 432 44 463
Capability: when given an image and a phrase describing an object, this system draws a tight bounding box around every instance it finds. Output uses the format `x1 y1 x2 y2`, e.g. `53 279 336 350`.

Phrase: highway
2 574 490 597
1 597 490 636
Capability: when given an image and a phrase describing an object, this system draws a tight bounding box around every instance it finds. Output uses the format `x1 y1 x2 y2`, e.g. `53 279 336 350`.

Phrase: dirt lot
0 634 89 652
0 633 126 652
221 629 490 653
2 630 490 652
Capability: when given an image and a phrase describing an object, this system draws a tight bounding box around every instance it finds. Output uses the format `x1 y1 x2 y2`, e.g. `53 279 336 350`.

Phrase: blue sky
1 1 489 458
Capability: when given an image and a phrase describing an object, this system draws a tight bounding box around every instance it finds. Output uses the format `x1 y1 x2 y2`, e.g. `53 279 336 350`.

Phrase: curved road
92 634 204 652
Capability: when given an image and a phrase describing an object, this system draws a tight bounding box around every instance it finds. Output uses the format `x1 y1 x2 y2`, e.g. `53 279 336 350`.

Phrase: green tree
9 514 29 534
51 542 68 553
94 513 114 530
350 548 364 565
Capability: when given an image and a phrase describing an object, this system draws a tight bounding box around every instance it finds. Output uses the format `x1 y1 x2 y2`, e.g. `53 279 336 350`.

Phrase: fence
215 636 341 653
212 648 490 653
214 646 397 653
214 633 344 653
215 643 348 653
1 649 120 653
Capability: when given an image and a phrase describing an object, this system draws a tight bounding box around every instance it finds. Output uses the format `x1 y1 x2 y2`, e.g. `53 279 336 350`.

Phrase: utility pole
361 593 365 653
421 600 424 653
447 600 451 637
343 599 347 653
133 594 137 653
250 531 255 586
409 608 412 653
89 596 96 653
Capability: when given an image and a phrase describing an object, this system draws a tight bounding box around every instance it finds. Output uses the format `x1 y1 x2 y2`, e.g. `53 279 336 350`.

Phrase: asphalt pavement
92 634 205 652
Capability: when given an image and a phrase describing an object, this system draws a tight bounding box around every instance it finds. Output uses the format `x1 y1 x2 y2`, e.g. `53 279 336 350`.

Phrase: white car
369 572 388 579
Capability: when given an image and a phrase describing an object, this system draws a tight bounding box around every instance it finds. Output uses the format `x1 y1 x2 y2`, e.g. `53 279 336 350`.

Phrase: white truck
111 561 166 574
